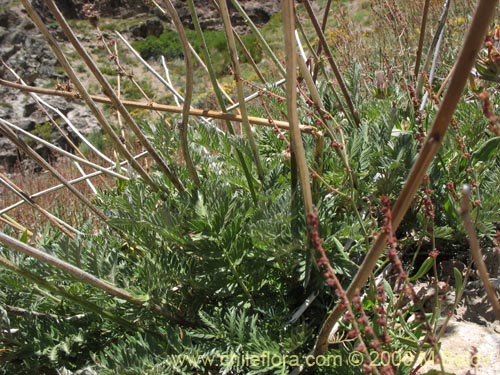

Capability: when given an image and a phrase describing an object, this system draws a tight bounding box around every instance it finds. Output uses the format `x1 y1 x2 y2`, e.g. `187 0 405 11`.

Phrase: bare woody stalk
116 31 234 109
284 7 377 372
312 0 499 357
414 0 431 80
294 15 346 132
113 40 127 142
0 215 33 236
19 0 159 192
208 0 267 83
0 79 316 134
157 0 200 187
43 0 186 193
416 0 451 97
2 60 101 173
217 0 265 182
186 0 258 204
0 232 194 326
301 0 360 127
312 0 333 81
282 1 313 215
233 30 267 84
296 45 367 235
460 185 500 319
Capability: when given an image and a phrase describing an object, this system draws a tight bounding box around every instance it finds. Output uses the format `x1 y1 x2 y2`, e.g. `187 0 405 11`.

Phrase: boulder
130 19 164 39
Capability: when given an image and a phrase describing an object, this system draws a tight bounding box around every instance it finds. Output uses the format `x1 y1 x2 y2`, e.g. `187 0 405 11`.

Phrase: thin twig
0 233 194 326
157 0 200 186
460 184 500 319
0 255 138 330
0 152 146 217
301 0 360 126
228 0 286 77
420 26 446 111
0 79 316 133
1 60 115 168
312 0 333 81
161 56 181 107
416 0 451 98
0 119 128 181
0 121 108 223
186 0 258 204
0 214 33 235
217 0 265 181
414 0 431 79
0 173 80 238
225 78 286 111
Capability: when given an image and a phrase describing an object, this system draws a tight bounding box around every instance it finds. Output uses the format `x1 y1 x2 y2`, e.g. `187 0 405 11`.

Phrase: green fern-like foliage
2 70 499 374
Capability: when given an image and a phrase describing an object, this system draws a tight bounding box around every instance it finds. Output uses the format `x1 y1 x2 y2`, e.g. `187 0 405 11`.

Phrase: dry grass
0 145 150 236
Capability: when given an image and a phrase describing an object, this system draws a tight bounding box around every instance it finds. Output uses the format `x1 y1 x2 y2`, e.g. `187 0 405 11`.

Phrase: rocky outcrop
0 87 100 171
31 0 151 20
31 0 280 33
0 5 99 171
173 0 280 33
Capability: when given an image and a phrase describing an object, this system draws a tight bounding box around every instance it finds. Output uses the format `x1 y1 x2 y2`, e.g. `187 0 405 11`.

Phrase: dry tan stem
0 232 193 326
312 0 499 358
301 0 360 126
233 30 267 84
0 79 316 134
416 0 451 97
217 0 265 181
282 0 313 215
0 118 127 180
1 60 116 165
186 0 258 204
414 0 431 79
0 215 33 236
460 185 500 320
312 0 332 81
157 0 200 187
0 255 138 330
112 41 126 142
228 0 286 77
0 153 146 218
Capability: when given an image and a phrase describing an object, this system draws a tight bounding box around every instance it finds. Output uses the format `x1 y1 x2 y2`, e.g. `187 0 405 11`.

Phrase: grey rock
66 106 100 137
0 137 19 170
130 19 164 39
